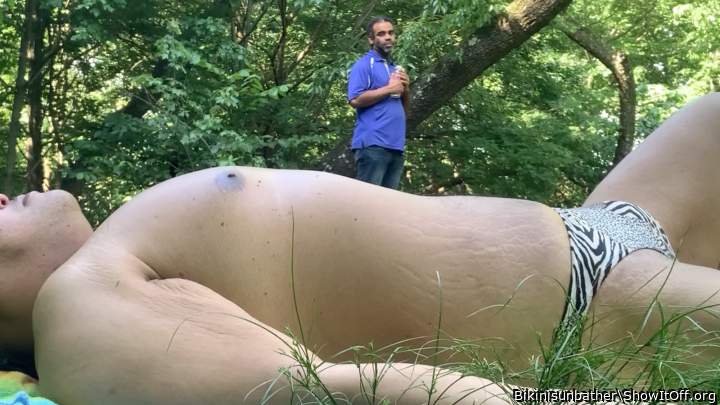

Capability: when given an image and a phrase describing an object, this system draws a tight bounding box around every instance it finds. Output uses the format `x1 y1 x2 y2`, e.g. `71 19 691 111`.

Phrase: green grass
267 307 720 404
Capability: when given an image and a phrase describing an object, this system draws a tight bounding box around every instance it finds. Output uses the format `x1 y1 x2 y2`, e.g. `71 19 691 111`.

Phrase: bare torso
33 167 571 402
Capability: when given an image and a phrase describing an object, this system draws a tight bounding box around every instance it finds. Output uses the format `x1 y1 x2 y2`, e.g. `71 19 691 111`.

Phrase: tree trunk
319 0 574 177
560 25 636 167
5 0 37 193
26 1 48 191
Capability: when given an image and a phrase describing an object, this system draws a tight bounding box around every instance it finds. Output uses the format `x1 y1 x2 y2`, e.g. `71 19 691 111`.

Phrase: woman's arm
319 362 513 404
35 253 513 405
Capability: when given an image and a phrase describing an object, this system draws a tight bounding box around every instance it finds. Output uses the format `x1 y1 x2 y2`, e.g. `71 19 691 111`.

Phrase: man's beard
373 43 391 58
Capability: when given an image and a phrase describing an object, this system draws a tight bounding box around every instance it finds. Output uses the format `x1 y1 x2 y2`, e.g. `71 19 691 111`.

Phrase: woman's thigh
585 93 720 267
589 250 720 353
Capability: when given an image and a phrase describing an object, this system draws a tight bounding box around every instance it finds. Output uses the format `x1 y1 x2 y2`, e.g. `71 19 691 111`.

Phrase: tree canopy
1 0 718 224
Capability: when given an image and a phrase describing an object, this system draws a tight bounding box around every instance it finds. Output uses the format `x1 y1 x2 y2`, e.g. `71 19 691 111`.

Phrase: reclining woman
2 94 720 404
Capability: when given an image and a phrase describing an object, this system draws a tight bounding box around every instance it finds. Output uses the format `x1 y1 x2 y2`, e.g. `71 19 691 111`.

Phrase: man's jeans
354 146 404 189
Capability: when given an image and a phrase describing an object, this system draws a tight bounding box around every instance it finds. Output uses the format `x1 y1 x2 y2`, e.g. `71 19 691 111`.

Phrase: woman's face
0 190 91 253
0 190 92 332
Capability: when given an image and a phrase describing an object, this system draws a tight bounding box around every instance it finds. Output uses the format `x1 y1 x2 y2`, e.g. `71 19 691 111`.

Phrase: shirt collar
368 48 392 64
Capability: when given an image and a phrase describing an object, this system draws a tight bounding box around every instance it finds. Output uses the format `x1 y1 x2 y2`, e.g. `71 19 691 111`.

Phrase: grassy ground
271 309 720 404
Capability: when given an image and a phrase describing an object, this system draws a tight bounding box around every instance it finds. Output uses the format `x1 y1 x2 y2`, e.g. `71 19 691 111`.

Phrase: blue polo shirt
347 49 406 152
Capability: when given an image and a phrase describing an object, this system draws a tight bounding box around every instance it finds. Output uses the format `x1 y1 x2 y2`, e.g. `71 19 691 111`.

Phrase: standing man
347 16 410 189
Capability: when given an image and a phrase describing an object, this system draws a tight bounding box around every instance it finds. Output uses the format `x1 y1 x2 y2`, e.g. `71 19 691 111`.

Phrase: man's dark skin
349 20 410 113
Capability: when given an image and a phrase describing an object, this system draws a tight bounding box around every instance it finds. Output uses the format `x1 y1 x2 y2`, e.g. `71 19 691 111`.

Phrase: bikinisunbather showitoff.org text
512 388 716 403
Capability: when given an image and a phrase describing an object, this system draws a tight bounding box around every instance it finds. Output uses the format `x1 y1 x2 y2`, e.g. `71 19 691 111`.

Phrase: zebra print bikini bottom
554 201 676 326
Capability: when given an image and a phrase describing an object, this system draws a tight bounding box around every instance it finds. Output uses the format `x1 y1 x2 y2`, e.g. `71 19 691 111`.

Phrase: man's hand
387 74 406 95
349 70 409 109
394 70 410 89
394 69 411 113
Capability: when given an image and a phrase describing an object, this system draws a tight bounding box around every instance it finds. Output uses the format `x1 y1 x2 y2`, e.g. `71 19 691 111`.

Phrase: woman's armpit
143 277 241 317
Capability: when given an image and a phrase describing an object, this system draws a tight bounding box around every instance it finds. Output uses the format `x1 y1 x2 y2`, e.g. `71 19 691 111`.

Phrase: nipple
215 170 245 193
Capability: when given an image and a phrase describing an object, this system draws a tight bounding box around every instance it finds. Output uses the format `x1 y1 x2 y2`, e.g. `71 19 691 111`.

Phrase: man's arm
349 78 405 109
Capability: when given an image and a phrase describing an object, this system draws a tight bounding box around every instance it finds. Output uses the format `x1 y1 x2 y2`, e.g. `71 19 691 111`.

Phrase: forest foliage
1 0 719 224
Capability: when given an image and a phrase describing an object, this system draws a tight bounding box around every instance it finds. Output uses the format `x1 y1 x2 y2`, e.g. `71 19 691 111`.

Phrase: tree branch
353 0 380 32
558 19 636 167
407 0 574 133
271 0 290 85
5 0 37 192
285 7 333 78
237 0 272 47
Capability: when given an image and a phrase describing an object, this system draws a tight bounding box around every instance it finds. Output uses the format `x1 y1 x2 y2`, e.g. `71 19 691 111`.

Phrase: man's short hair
366 16 395 38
